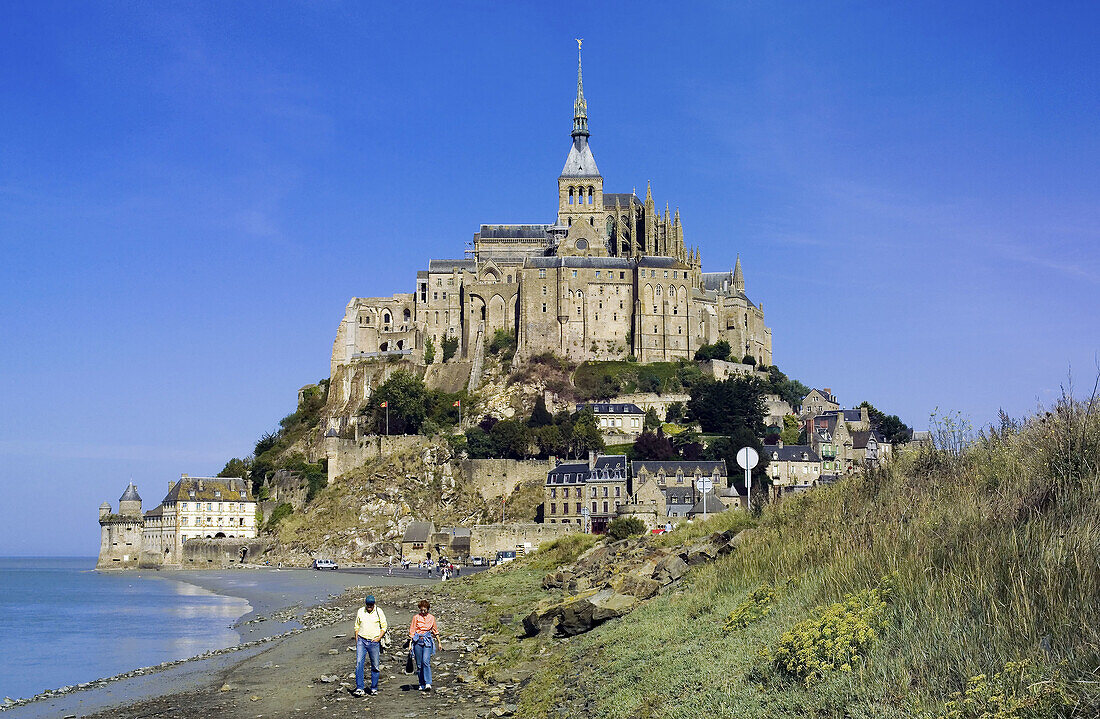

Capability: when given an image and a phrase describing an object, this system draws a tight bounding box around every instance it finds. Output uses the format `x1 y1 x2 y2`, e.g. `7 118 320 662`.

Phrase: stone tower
119 482 142 516
557 41 604 229
97 483 144 569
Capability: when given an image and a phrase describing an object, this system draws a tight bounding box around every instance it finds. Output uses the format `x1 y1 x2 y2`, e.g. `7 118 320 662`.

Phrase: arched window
383 312 391 325
568 186 575 205
396 340 404 350
656 285 662 296
403 308 411 322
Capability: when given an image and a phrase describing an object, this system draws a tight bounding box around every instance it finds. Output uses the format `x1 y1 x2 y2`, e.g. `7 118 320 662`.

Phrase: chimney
776 439 783 448
168 480 176 492
823 388 831 396
198 479 204 491
548 456 557 470
588 450 597 470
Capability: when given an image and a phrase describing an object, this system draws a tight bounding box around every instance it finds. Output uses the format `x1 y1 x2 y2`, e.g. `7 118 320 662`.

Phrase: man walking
353 595 387 696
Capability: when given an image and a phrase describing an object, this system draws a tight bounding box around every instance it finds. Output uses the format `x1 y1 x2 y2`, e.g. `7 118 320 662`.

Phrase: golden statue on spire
576 38 582 49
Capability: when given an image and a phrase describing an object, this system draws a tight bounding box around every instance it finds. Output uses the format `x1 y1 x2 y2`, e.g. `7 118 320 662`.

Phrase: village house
800 388 840 418
766 443 823 498
544 454 629 533
576 402 645 440
401 521 436 564
631 460 728 519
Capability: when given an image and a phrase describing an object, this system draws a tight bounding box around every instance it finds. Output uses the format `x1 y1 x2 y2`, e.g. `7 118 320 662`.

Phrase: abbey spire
572 39 588 141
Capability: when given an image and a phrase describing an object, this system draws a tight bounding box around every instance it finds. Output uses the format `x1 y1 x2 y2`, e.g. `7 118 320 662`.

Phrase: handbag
381 633 392 649
405 650 415 674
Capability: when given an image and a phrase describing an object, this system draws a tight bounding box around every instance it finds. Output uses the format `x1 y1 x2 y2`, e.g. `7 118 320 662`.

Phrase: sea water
0 557 250 702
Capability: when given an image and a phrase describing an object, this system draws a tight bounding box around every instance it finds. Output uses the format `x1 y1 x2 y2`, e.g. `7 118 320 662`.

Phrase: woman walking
408 599 441 691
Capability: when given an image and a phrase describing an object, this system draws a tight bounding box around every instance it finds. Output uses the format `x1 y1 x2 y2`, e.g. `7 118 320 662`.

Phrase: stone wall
469 522 575 558
614 392 690 420
460 459 552 501
182 538 274 568
699 360 768 382
97 517 143 569
325 434 426 482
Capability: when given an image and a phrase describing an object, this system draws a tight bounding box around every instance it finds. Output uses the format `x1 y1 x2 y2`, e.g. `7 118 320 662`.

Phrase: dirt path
87 584 517 719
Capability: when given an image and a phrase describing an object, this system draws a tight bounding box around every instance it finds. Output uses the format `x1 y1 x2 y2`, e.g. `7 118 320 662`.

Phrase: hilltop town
96 48 911 571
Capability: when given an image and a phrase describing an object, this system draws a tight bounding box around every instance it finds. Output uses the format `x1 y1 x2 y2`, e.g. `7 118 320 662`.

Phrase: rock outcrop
526 527 753 637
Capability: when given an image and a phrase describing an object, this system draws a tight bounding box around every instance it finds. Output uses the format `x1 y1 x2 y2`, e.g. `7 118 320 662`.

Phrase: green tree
442 335 459 362
694 340 731 362
570 409 605 457
665 401 686 423
366 370 429 434
423 336 436 365
464 426 493 458
687 377 767 437
707 428 770 500
607 516 646 541
741 354 757 366
637 368 661 393
765 365 811 410
632 430 676 461
534 424 564 458
780 415 802 445
488 329 517 361
489 419 531 459
644 407 662 430
529 395 553 427
218 457 252 481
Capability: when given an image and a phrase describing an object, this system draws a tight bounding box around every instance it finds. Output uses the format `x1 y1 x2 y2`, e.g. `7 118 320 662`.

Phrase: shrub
265 503 293 529
694 340 731 361
423 336 436 365
643 407 662 430
442 335 459 362
741 354 757 366
770 581 892 684
936 659 1074 719
724 580 791 630
489 329 517 361
637 368 661 393
607 516 646 541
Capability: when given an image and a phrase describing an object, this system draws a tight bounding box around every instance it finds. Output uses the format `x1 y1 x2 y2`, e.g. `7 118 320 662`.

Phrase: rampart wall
181 538 274 568
469 522 575 558
325 434 426 481
460 459 552 500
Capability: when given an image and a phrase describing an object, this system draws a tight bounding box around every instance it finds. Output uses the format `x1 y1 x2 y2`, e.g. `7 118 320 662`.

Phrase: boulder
522 589 638 637
652 554 689 584
681 542 718 566
610 573 661 600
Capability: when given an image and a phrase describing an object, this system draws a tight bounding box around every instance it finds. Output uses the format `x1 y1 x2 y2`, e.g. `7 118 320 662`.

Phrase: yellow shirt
354 606 388 641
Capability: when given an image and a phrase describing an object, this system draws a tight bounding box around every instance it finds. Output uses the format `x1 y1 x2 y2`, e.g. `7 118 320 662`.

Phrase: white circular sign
736 446 759 470
695 478 714 493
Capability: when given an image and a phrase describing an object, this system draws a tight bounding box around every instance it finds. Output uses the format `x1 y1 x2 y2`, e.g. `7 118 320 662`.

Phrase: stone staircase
467 321 486 394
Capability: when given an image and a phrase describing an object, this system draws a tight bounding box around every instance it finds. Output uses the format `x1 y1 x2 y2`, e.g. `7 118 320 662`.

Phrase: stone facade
329 48 772 395
97 476 258 570
544 455 630 533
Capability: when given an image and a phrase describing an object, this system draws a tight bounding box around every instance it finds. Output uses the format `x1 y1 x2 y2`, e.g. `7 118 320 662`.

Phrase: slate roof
636 256 689 269
427 259 476 273
687 493 728 516
701 271 733 291
850 430 884 449
817 474 840 485
631 460 727 476
477 225 553 240
577 402 643 414
841 409 863 423
546 455 629 483
119 482 142 503
438 526 472 538
561 139 600 177
143 505 163 518
402 521 435 543
768 445 821 462
602 193 643 208
163 477 252 504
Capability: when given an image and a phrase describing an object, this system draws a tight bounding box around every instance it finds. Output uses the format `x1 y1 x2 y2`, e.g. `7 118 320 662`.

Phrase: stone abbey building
331 48 772 381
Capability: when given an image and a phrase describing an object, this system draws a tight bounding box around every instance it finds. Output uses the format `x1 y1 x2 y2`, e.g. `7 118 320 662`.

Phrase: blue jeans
355 637 381 691
413 642 433 687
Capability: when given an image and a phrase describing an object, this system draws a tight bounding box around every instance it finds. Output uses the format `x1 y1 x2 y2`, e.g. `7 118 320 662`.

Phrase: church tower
557 40 604 229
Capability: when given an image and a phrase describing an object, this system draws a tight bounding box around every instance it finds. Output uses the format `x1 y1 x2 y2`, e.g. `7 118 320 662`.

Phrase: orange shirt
409 612 438 637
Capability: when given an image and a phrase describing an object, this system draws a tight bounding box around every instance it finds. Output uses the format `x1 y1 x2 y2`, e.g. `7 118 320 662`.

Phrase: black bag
405 650 415 674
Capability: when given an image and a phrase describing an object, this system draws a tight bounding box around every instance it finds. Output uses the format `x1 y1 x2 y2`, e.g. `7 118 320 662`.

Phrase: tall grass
515 394 1100 717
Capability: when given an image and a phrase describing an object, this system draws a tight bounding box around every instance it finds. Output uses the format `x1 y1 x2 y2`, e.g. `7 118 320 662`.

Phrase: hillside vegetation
453 394 1100 718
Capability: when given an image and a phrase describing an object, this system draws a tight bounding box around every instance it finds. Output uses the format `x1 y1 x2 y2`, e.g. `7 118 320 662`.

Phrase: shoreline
0 568 435 718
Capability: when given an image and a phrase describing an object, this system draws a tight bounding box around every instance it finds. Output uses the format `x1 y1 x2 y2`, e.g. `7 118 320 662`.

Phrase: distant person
353 595 388 696
408 599 441 691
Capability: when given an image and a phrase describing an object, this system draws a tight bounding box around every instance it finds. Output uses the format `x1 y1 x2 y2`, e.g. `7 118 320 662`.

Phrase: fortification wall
700 360 768 381
469 522 575 558
182 538 274 568
460 459 551 501
325 434 426 481
96 518 143 569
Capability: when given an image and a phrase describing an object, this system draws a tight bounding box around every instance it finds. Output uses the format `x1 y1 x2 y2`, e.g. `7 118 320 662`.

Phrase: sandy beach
1 567 452 719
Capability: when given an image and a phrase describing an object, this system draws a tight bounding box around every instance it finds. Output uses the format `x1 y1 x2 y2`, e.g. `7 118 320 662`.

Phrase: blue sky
2 2 1098 555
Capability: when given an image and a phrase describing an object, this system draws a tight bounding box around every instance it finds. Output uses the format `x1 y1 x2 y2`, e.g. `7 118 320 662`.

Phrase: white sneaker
424 684 432 691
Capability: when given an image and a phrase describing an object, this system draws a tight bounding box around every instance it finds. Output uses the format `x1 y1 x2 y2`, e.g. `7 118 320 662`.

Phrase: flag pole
386 403 389 436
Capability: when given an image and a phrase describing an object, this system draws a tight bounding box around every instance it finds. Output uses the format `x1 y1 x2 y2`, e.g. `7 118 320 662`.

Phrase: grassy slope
458 397 1100 718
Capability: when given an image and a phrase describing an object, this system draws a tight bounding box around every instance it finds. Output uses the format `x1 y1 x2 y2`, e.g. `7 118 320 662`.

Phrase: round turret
99 501 111 519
